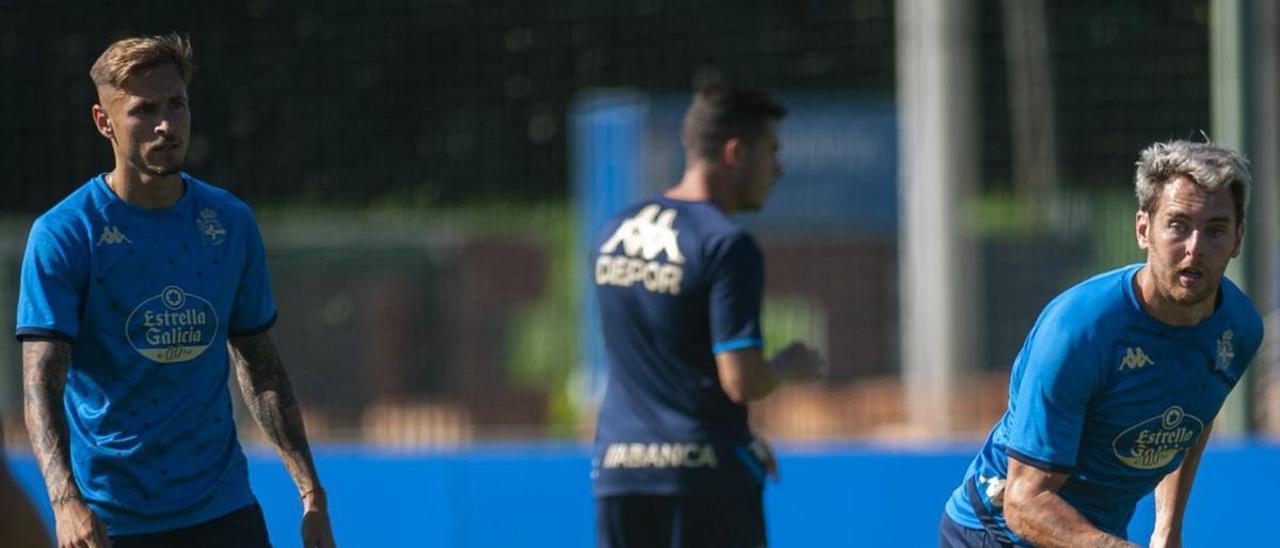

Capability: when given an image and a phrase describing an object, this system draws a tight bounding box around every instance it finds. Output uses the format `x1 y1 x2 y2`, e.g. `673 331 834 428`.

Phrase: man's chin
143 164 184 177
133 152 184 177
1167 284 1216 307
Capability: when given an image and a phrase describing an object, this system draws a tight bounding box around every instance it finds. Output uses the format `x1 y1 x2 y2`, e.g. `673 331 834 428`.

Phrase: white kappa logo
1119 347 1154 371
599 204 684 263
96 226 132 246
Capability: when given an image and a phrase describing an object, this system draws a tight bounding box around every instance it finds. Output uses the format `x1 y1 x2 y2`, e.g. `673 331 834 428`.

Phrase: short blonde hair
1134 139 1251 222
90 33 193 89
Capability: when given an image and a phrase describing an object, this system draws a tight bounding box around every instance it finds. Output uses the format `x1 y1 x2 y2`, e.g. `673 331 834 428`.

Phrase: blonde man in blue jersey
19 34 335 548
941 140 1262 547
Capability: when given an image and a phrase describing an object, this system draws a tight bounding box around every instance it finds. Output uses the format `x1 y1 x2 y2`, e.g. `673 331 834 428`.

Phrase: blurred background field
3 1 1280 546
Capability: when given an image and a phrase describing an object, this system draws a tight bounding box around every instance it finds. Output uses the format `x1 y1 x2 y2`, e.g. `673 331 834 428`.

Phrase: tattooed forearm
228 332 320 494
22 338 79 505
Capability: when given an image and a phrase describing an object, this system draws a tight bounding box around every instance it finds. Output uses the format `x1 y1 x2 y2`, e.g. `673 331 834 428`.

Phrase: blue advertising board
9 441 1280 546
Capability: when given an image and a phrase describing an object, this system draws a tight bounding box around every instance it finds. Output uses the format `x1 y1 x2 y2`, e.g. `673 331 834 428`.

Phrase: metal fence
2 0 1278 448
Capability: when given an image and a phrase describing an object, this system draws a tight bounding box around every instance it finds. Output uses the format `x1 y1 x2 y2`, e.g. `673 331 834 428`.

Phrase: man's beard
146 164 183 177
130 153 183 177
1163 270 1217 306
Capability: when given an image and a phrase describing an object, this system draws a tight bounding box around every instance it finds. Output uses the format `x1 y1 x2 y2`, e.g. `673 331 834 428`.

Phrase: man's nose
1185 230 1206 256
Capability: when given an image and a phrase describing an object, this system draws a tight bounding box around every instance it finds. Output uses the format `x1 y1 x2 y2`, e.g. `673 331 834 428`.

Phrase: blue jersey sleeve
1005 320 1106 472
228 211 277 336
708 232 764 354
16 215 88 342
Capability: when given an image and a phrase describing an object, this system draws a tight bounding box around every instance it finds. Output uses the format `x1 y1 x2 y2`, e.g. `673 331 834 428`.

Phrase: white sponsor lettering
601 443 719 469
1112 406 1203 470
594 255 683 295
126 285 219 364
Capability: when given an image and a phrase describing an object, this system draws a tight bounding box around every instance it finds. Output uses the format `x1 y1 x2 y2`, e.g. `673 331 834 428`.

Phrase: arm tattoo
229 332 320 494
22 339 80 505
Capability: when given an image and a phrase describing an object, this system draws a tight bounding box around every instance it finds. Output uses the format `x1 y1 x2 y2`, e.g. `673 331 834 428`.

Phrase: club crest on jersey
197 208 227 246
1111 405 1203 470
126 285 220 363
595 204 685 295
96 225 132 247
1215 330 1235 373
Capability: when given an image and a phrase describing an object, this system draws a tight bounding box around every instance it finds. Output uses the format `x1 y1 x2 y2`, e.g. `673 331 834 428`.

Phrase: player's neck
1134 266 1215 327
105 168 184 210
666 164 738 213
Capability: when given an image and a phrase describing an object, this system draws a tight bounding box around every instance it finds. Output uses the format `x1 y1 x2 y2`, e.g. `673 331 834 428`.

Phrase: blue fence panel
8 441 1278 547
570 90 650 396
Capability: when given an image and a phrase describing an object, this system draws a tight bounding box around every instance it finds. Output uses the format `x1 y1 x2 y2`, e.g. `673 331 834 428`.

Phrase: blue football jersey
591 196 768 496
16 173 277 535
944 264 1263 543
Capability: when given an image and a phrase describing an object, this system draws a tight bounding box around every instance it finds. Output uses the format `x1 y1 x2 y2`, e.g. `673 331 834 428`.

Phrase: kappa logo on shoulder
96 225 132 247
1120 347 1154 371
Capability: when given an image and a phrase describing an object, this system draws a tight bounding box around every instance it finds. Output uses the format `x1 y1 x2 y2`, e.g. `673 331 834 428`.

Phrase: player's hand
768 342 825 382
301 488 336 548
53 498 111 548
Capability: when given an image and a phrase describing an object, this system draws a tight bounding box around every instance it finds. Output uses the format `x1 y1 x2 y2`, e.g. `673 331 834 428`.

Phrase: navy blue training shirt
591 196 769 496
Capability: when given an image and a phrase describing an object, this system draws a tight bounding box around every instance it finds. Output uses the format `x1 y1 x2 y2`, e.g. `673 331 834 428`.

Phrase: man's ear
721 137 744 167
1135 209 1151 251
92 104 113 140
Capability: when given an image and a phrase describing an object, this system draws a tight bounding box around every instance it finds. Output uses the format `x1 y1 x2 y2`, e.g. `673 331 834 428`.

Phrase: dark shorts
597 492 766 548
939 512 1014 548
110 503 271 548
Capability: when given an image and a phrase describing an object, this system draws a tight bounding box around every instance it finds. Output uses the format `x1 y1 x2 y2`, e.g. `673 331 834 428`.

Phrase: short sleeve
228 210 277 336
1004 322 1105 473
16 216 88 342
708 232 764 354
